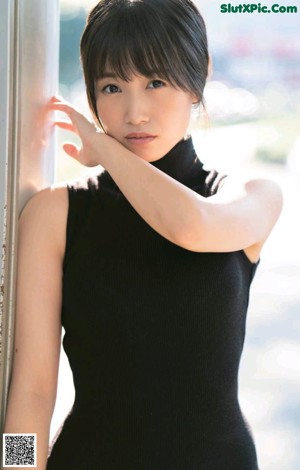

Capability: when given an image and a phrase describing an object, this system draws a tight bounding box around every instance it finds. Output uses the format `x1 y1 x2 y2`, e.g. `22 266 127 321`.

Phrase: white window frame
0 0 59 439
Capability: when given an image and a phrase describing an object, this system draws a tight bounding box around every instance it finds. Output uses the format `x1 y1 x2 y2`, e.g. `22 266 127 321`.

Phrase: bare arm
98 141 283 258
3 185 68 470
51 98 283 259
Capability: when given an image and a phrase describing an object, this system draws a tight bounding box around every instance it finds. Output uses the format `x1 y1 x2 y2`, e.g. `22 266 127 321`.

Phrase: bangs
81 0 209 121
94 32 183 88
88 3 199 92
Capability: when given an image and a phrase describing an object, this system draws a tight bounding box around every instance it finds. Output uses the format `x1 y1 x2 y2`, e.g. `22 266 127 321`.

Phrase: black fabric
47 137 259 470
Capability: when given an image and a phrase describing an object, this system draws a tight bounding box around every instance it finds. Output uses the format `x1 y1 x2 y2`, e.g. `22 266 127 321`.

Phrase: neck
100 136 203 191
150 136 203 184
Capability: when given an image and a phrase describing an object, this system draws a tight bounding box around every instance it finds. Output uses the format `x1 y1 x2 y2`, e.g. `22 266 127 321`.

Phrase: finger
49 103 90 130
49 102 76 115
50 96 64 104
48 94 78 112
63 143 80 159
54 121 78 133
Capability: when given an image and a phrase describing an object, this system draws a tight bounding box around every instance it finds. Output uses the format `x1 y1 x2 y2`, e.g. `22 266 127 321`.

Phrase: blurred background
52 1 300 468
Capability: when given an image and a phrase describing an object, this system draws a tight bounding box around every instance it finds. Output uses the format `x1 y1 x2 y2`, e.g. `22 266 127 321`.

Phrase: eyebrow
97 71 163 81
97 72 118 80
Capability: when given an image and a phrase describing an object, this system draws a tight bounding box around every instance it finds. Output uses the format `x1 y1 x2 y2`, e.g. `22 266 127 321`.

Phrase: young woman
4 0 282 469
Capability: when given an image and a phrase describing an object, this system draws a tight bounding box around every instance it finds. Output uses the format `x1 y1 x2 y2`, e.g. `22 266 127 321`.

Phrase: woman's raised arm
51 98 283 261
3 185 68 470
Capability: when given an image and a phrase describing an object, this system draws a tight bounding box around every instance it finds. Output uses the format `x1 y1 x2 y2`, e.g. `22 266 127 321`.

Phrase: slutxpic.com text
220 3 298 13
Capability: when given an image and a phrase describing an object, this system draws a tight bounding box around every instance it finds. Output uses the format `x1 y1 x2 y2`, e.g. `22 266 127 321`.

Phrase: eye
102 84 121 94
148 79 166 89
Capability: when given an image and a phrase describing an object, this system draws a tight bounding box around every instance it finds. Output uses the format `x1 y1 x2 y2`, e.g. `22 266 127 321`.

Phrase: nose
124 94 150 126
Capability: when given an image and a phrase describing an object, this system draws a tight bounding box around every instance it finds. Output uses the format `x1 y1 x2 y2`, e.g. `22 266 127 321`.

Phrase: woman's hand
49 96 109 167
47 99 282 259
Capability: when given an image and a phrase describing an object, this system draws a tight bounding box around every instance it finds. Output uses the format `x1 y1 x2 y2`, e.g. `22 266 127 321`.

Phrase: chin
120 137 175 162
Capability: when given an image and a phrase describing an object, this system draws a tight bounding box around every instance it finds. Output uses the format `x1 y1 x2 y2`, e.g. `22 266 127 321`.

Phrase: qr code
3 434 37 467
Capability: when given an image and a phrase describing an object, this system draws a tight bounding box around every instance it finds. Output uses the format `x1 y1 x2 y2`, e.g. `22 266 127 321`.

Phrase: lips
125 133 157 145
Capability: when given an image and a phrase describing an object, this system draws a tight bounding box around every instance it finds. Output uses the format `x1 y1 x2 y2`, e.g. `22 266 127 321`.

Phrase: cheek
169 92 193 113
96 100 105 121
96 101 114 131
169 98 193 127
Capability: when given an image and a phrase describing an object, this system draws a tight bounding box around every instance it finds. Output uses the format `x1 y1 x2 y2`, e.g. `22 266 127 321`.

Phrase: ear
191 97 201 108
190 93 200 106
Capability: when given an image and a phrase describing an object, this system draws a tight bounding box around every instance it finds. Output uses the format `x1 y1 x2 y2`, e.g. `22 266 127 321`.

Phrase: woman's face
95 72 198 162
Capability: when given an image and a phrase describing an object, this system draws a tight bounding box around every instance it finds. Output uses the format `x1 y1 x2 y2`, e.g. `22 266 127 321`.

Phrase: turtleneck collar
100 136 203 192
150 136 203 184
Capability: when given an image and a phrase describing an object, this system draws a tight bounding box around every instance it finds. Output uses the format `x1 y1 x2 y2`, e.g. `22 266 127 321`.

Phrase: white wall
0 0 59 434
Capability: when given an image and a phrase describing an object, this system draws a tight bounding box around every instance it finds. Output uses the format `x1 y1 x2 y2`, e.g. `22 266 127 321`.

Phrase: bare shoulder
20 181 69 218
218 174 283 223
205 173 283 262
19 182 69 258
218 173 282 197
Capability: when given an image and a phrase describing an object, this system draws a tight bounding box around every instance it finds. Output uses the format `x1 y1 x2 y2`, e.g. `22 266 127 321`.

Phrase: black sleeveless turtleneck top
47 137 259 470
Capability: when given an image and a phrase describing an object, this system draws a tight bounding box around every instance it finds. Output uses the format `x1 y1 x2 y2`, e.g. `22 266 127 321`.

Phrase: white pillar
0 0 59 433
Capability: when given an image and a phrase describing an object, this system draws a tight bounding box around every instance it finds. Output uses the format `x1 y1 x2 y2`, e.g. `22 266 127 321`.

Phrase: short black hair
80 0 209 122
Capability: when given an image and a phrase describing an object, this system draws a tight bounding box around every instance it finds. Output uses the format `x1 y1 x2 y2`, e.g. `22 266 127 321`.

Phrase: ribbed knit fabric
46 137 259 470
